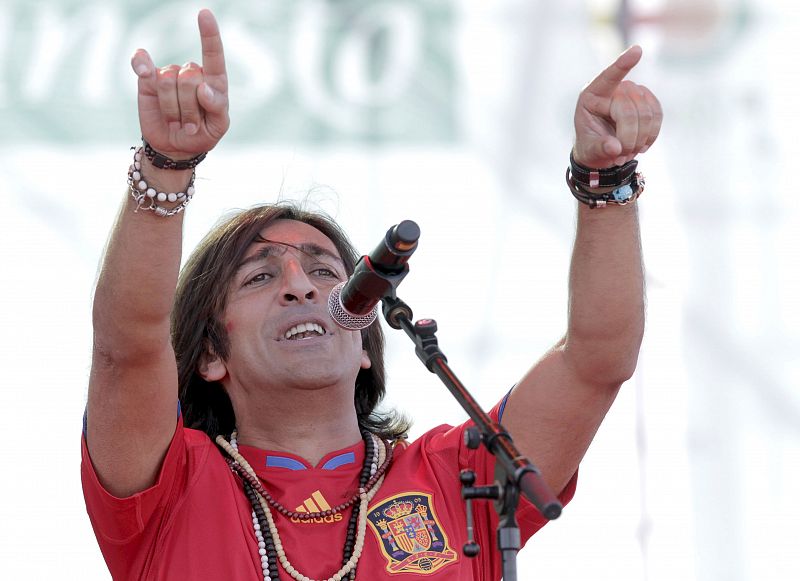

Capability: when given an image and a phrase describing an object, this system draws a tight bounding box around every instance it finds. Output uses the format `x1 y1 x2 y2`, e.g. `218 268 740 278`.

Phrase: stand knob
463 541 480 557
414 318 438 336
464 426 482 450
460 469 476 486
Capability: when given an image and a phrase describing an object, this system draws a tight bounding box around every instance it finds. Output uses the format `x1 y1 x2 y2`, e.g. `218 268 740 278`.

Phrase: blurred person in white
81 9 662 581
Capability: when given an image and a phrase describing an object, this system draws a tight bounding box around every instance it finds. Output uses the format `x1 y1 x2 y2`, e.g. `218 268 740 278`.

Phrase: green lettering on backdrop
0 0 455 144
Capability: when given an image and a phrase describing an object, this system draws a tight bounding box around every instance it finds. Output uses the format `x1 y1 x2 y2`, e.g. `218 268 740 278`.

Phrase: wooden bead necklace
217 430 390 581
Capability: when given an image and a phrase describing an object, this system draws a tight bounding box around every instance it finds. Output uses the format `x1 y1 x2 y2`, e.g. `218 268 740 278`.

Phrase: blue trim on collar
321 451 356 471
266 456 307 470
264 450 357 471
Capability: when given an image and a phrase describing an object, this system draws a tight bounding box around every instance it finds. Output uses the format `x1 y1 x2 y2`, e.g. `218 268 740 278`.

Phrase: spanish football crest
367 492 458 575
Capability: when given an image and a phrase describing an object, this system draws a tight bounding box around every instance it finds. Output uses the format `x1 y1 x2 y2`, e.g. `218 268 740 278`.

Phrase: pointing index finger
584 45 642 98
198 9 226 81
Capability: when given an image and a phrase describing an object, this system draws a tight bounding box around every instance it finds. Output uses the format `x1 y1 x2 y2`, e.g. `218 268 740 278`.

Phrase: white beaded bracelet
127 146 195 217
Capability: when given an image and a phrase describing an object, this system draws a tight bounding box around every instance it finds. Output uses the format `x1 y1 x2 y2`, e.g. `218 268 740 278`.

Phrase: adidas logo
290 490 344 524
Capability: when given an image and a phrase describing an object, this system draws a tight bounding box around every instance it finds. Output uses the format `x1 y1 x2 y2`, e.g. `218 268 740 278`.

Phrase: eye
243 271 273 287
310 266 340 279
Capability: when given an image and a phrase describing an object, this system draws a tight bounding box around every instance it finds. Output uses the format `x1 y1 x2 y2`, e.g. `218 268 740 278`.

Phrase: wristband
569 151 638 189
142 139 207 170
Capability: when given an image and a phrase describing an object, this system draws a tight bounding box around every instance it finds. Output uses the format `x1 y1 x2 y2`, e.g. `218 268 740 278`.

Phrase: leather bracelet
128 146 195 216
569 151 638 189
142 139 207 170
566 168 645 209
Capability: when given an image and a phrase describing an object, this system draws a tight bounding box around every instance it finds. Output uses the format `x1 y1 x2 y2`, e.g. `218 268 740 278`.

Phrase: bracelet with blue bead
566 168 644 209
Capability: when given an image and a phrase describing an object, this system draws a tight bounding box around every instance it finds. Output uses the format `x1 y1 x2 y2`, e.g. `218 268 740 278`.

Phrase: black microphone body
328 220 420 330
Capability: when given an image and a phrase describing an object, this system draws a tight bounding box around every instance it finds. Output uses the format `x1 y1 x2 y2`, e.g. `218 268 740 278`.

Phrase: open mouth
284 322 326 340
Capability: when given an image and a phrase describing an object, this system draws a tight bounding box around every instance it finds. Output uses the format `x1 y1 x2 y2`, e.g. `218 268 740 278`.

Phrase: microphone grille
327 282 379 330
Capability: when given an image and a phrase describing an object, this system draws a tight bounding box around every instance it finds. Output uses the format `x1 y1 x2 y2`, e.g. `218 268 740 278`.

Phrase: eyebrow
236 240 345 272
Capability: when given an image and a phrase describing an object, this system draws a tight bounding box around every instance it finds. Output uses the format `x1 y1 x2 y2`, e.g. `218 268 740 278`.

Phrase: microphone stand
364 262 563 580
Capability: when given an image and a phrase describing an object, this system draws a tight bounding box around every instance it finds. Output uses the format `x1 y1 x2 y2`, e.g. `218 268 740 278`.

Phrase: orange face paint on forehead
237 237 345 272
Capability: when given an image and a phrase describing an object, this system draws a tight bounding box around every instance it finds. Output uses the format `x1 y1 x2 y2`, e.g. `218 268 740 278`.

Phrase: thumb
601 136 622 158
197 81 230 141
197 81 226 114
197 82 215 109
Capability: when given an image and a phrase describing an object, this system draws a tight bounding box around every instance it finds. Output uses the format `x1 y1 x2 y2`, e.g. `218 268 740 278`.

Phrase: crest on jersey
367 492 458 575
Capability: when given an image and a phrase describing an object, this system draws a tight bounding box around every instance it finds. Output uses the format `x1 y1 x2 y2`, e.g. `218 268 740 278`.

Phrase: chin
284 369 358 391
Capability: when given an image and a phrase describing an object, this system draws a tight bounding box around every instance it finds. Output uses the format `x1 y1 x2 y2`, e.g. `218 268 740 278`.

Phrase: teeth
284 322 325 339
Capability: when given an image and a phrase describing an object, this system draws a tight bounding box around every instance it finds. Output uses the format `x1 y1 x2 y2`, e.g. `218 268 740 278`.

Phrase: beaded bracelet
566 167 644 209
142 139 207 170
128 146 195 217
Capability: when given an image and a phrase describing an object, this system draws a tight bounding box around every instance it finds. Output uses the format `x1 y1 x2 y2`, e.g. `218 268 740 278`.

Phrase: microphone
328 220 420 330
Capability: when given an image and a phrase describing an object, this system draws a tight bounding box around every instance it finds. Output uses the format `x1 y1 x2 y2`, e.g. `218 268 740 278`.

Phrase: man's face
201 219 371 395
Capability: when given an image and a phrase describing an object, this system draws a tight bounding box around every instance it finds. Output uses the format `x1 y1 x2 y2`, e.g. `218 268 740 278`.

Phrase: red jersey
82 402 576 580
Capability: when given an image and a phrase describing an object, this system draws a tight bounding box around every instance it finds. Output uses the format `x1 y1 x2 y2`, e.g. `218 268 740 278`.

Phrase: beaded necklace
216 431 392 581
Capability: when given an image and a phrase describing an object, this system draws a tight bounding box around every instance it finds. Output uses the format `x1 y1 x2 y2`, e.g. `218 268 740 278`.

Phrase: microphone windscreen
327 282 379 330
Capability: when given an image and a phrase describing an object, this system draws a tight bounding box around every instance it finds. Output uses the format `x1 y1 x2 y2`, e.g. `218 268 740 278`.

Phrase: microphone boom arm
382 295 563 521
378 257 562 581
338 219 562 579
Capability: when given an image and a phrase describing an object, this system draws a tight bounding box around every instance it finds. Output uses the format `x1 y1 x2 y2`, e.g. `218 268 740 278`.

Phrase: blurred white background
1 0 798 579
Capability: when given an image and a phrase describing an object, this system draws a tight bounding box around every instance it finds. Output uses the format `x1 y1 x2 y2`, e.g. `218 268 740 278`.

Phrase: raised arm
501 46 663 495
86 9 229 497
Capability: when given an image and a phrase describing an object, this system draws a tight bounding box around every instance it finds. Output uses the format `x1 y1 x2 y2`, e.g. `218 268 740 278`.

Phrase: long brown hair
171 202 409 440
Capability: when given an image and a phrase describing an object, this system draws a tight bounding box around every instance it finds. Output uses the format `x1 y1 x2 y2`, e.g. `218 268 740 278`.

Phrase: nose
278 260 318 305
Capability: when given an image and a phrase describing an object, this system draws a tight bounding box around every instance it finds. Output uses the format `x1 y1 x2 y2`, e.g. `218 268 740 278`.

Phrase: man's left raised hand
572 45 663 169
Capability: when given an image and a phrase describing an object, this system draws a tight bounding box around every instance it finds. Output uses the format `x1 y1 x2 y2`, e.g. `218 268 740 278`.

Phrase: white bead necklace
221 432 386 581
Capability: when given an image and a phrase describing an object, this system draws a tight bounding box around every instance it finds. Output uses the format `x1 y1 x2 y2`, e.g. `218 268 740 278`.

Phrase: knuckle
582 93 602 110
158 64 180 75
179 62 202 76
616 102 637 121
157 67 179 87
178 72 201 84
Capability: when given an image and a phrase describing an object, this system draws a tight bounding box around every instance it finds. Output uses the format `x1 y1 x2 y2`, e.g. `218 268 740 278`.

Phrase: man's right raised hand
131 9 229 160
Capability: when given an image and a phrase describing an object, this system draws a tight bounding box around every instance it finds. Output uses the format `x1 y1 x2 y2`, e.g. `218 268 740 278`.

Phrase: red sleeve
80 417 188 580
457 397 577 541
422 394 577 578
